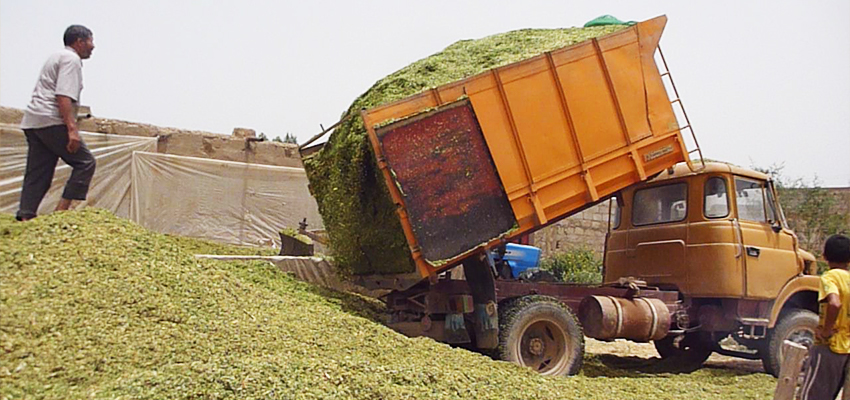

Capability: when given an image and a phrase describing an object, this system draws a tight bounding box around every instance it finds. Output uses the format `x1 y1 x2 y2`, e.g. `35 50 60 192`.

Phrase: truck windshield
765 180 785 226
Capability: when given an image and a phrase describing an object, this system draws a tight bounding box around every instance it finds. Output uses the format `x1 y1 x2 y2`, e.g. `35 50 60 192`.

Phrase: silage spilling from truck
304 15 715 377
302 24 629 277
0 210 776 399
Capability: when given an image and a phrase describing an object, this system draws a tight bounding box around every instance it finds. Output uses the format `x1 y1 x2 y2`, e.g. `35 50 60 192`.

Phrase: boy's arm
818 293 842 341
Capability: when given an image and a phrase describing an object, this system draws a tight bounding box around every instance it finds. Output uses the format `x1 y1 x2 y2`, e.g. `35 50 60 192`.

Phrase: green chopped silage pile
0 210 775 399
304 25 630 276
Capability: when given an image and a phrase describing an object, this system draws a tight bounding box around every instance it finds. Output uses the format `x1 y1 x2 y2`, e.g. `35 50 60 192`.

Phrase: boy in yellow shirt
800 234 850 400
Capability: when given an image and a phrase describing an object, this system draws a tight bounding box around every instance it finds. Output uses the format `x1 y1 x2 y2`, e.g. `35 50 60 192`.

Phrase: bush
756 163 850 273
539 247 603 284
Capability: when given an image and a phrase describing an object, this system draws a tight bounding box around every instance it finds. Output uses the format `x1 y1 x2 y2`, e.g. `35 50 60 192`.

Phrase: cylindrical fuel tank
578 296 670 342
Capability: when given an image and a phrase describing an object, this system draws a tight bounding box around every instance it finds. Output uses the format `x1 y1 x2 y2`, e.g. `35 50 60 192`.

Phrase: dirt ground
585 337 766 373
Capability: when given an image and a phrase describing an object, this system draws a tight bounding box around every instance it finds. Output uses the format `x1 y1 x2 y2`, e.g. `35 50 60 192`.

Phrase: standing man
16 25 97 221
799 234 850 400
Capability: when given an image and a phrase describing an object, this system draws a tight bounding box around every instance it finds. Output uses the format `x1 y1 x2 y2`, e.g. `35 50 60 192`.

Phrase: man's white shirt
21 46 83 129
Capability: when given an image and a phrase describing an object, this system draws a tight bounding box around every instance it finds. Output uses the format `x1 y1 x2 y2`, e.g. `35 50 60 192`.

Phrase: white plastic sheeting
2 125 324 249
130 151 323 248
1 125 157 217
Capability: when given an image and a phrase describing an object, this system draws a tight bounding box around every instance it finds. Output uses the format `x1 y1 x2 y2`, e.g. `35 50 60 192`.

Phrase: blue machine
489 243 542 279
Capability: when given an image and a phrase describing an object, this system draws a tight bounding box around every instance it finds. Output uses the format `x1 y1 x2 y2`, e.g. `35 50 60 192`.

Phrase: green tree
756 163 849 270
283 133 298 144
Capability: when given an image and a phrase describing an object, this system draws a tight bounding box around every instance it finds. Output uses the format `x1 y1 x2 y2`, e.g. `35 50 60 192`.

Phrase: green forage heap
303 25 629 276
0 210 775 399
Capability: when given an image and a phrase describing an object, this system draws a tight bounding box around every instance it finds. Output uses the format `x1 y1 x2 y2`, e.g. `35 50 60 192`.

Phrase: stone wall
782 187 850 253
532 200 612 258
0 106 302 168
828 188 850 216
7 106 844 259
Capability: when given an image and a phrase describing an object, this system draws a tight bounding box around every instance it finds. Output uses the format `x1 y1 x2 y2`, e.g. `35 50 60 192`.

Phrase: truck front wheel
653 333 712 369
761 308 818 377
498 295 584 376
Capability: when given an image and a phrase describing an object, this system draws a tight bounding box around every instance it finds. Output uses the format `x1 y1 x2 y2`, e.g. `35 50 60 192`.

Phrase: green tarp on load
303 24 628 277
583 15 636 28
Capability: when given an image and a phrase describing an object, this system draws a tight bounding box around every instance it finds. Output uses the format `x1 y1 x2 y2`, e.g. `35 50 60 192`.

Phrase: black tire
653 333 713 368
761 308 818 377
653 335 678 359
498 295 584 376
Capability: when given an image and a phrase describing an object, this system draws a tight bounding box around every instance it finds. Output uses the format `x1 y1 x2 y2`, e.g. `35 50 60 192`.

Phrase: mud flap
444 313 471 344
464 254 499 348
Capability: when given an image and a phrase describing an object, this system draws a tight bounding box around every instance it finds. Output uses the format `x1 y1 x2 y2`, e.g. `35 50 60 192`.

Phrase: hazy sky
2 1 848 186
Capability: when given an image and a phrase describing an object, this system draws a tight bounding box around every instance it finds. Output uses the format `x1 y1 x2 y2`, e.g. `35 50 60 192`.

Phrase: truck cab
604 162 818 375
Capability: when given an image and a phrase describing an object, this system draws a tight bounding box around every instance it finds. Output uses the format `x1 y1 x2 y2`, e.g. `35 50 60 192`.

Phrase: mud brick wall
0 106 302 168
532 200 612 258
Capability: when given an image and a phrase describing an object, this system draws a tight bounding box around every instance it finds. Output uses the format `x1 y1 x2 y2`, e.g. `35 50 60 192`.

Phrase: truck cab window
632 182 688 226
609 195 622 230
704 177 729 218
735 178 767 223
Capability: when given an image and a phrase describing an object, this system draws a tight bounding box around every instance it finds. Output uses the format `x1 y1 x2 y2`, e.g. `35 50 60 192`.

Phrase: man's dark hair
63 25 92 46
824 234 850 264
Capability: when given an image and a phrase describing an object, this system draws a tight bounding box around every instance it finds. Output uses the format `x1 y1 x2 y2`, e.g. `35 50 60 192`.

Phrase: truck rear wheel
498 295 584 376
653 333 712 369
761 308 818 377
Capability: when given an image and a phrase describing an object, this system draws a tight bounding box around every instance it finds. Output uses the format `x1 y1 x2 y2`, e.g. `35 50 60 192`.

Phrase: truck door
624 182 689 286
683 175 746 298
734 177 799 299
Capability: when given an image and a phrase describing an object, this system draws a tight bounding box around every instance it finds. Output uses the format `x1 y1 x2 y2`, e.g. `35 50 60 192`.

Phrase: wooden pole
842 359 850 400
773 340 809 400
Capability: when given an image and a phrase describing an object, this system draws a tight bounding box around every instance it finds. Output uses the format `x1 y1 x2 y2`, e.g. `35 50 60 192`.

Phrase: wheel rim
517 318 570 374
780 326 815 361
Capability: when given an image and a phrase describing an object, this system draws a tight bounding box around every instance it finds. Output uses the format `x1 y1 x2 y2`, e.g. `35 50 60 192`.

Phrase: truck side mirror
771 221 782 233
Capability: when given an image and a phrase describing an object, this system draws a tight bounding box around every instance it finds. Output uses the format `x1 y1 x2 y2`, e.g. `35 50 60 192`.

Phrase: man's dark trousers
16 124 96 220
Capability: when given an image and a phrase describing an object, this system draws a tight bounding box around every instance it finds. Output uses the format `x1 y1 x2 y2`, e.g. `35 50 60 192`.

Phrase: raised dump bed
359 16 699 286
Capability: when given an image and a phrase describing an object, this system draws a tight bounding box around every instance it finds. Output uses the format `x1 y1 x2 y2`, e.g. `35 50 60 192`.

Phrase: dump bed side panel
363 16 691 280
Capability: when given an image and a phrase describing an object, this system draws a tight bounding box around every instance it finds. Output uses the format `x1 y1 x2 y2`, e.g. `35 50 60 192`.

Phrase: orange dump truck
361 16 699 286
314 15 819 378
342 15 713 377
